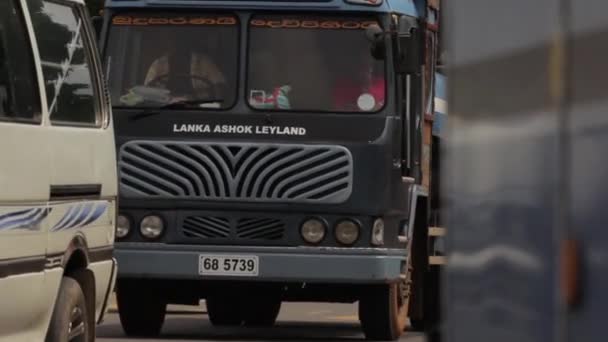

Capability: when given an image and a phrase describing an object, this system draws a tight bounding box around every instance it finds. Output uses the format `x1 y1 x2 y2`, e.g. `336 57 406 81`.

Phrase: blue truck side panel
444 0 562 341
432 72 446 137
568 1 608 341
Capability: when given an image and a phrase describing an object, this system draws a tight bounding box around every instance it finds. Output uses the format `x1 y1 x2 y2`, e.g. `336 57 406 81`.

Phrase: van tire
206 293 243 326
46 276 91 342
116 280 166 337
359 282 409 341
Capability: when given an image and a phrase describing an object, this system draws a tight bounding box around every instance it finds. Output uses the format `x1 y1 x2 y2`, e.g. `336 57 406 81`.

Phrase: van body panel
0 0 117 340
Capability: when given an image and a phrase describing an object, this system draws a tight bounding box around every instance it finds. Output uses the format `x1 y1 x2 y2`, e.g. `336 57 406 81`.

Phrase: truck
443 0 607 341
97 0 446 340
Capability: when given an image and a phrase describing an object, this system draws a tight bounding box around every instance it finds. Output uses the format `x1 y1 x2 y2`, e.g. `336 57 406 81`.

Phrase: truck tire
359 282 409 341
410 267 440 332
410 317 425 331
242 296 282 327
46 276 91 342
206 293 243 326
116 280 167 337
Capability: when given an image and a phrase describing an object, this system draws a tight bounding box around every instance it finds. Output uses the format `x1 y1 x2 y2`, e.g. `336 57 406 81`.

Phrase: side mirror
396 16 421 74
365 23 386 60
92 16 103 39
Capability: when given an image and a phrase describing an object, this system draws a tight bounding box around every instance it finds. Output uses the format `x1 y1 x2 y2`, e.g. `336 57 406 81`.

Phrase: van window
0 0 42 122
27 0 99 126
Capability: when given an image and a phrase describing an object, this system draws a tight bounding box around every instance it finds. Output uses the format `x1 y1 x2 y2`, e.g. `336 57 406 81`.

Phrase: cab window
105 13 239 109
0 0 41 123
247 15 386 113
27 0 100 126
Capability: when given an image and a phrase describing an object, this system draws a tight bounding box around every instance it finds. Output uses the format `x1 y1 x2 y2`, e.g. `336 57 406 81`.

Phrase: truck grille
182 216 230 239
180 215 285 241
119 141 353 203
236 218 285 240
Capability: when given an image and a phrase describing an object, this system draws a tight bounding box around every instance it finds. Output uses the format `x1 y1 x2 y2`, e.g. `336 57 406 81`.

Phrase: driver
144 34 225 101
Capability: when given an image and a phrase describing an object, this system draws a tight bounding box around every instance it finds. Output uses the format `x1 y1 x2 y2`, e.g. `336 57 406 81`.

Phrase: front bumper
115 243 406 284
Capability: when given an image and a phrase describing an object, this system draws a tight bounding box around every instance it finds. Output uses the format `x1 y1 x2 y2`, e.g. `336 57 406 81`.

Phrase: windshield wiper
128 99 224 122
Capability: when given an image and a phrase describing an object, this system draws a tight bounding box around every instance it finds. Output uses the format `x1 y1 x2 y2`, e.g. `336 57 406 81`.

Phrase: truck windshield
105 14 239 109
247 15 386 113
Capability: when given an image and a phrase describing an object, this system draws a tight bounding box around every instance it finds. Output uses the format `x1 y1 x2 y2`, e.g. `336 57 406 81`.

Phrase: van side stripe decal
78 203 109 228
0 208 52 231
51 202 109 231
0 201 110 233
52 205 78 231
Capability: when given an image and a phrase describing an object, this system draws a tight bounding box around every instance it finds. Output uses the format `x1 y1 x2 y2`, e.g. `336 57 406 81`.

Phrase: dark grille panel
182 216 230 239
236 218 285 240
119 141 353 203
179 216 286 241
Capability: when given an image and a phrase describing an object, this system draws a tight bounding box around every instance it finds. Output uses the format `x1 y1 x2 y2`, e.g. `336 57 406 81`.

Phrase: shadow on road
98 315 365 341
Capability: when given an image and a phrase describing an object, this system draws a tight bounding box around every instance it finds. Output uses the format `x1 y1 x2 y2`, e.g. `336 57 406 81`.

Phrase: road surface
97 301 426 342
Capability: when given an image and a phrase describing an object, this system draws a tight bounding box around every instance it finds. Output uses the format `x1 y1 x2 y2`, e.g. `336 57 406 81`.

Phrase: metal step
428 226 446 237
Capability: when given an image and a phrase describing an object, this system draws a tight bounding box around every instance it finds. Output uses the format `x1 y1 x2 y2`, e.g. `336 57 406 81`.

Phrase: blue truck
97 0 446 339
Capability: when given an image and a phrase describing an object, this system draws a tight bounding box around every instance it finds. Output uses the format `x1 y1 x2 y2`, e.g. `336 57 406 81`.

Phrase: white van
0 0 117 341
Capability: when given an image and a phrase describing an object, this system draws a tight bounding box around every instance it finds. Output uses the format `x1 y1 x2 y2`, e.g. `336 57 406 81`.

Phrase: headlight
335 220 360 245
300 218 326 244
116 215 131 239
371 218 385 246
140 215 164 239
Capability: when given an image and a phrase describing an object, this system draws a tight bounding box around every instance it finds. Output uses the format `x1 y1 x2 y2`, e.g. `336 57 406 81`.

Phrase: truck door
444 1 564 341
0 0 51 336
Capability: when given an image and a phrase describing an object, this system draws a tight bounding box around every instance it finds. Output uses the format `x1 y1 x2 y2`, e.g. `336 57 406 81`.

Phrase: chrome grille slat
261 149 334 197
275 154 349 198
119 141 353 203
127 144 197 195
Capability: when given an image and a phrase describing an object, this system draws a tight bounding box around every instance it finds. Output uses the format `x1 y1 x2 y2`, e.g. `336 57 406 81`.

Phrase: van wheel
243 295 282 327
116 280 166 337
206 292 243 326
46 277 91 342
359 281 409 341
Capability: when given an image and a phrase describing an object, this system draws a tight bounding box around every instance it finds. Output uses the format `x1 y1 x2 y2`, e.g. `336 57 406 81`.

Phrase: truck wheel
46 276 91 342
410 267 441 332
206 293 243 326
242 296 282 327
410 317 425 331
359 282 409 341
116 280 167 337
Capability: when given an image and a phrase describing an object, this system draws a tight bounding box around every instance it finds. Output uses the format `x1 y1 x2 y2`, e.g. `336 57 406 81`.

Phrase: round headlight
335 220 360 245
300 218 326 244
371 218 385 246
140 215 164 239
116 215 131 239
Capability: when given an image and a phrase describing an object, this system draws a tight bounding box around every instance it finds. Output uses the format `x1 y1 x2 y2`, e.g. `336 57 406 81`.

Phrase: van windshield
105 14 239 109
247 15 386 113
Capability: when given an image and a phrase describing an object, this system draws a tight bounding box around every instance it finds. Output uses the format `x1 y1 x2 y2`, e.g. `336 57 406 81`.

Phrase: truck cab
0 0 117 340
99 0 444 340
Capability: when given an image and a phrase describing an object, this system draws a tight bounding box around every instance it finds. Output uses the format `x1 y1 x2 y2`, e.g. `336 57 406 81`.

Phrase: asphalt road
97 301 426 342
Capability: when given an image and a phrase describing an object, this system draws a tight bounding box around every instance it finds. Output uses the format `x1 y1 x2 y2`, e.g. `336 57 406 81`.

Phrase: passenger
332 55 385 112
144 34 225 101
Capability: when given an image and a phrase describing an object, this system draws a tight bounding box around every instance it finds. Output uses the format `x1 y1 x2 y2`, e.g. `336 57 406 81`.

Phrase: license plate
198 254 259 277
